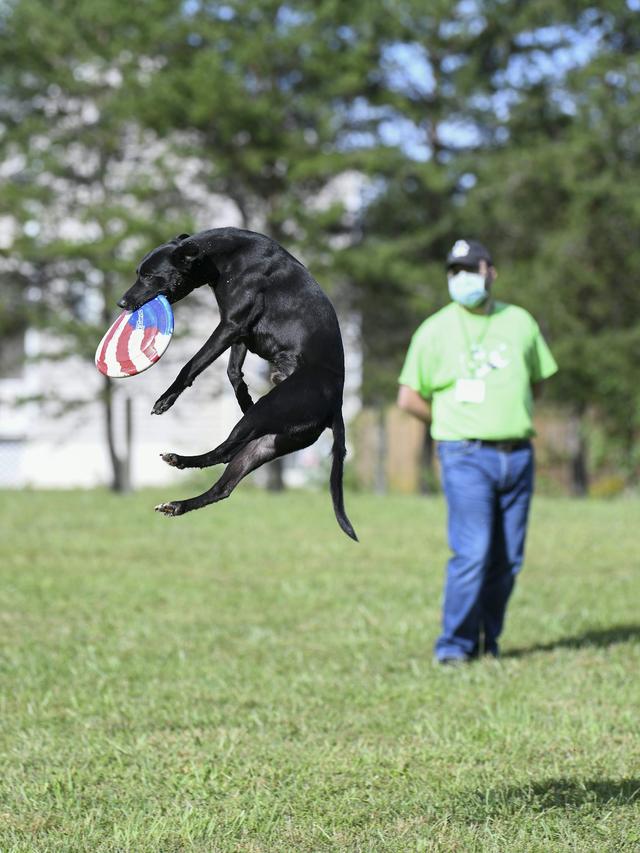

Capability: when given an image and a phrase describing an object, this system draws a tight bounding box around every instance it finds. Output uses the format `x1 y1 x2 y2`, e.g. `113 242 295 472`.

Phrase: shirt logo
461 343 510 378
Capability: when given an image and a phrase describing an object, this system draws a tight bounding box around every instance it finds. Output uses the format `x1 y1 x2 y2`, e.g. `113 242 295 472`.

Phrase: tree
337 0 640 492
330 2 592 488
463 1 640 490
0 0 392 490
0 0 202 490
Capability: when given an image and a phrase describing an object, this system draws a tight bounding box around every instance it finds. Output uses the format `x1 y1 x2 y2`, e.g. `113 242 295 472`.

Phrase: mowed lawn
1 486 639 852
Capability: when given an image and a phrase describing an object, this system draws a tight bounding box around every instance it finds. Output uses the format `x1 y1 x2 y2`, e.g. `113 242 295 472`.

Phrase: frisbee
95 295 174 378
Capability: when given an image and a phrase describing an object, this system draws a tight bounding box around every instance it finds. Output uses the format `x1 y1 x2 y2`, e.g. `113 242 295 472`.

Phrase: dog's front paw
151 392 178 415
160 452 185 469
154 501 184 517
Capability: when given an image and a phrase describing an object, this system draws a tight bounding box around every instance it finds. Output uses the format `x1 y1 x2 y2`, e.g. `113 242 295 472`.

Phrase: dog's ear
171 238 201 269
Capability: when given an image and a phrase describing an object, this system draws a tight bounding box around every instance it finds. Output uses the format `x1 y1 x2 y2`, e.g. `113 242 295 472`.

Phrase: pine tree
464 2 640 489
0 0 391 490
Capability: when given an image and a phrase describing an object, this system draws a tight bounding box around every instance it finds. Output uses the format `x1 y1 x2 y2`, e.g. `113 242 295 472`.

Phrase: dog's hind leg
161 440 247 470
155 428 321 516
161 368 331 471
160 422 261 471
161 399 270 471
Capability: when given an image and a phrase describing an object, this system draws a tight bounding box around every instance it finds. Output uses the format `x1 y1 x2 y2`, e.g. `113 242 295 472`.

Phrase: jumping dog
118 228 357 540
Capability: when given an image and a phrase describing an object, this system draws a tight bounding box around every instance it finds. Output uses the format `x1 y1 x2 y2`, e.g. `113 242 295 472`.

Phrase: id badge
455 378 486 404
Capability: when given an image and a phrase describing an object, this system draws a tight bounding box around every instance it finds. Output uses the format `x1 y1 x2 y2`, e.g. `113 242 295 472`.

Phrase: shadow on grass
456 778 640 820
503 623 640 658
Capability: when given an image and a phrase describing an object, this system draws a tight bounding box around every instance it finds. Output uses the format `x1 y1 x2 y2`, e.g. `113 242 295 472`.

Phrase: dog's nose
117 298 130 310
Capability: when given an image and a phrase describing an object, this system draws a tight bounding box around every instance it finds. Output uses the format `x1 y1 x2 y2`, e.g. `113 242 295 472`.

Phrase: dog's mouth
118 290 168 312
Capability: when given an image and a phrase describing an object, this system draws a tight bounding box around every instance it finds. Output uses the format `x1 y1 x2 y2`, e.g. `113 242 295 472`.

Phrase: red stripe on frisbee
115 321 137 375
97 311 126 374
141 325 158 363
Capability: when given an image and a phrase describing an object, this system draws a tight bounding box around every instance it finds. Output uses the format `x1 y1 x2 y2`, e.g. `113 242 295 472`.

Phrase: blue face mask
448 271 488 308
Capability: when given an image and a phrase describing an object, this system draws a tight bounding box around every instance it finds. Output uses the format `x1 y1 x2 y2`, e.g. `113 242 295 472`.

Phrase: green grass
1 486 639 852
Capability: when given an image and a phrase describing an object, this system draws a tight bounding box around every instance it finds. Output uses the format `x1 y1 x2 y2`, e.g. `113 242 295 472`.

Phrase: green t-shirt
398 301 558 441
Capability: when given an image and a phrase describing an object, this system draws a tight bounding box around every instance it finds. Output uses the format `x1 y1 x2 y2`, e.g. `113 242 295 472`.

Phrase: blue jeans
435 440 534 660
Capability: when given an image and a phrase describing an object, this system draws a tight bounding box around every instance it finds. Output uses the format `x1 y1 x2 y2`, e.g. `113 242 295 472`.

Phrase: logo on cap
451 240 470 259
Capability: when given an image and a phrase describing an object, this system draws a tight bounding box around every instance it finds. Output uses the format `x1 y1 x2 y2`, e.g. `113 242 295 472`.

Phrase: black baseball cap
446 239 493 269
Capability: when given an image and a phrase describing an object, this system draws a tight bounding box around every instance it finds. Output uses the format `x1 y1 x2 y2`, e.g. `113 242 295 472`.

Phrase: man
397 239 558 664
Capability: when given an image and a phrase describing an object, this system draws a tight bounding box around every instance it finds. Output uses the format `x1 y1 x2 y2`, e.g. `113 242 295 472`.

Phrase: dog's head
118 234 211 311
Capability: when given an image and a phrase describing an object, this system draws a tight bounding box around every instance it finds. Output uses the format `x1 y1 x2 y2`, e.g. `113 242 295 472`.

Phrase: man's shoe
435 655 471 667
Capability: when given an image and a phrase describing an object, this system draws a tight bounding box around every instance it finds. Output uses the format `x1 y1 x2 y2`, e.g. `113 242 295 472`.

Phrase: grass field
1 485 639 852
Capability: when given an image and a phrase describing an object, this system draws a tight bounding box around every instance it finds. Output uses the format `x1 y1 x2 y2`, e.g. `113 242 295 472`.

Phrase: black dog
118 227 357 541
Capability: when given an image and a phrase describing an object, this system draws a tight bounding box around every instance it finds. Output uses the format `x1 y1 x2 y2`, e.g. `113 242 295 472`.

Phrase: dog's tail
330 409 358 542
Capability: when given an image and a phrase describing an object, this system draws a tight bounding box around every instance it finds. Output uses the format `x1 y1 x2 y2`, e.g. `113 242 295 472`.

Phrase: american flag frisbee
95 295 174 378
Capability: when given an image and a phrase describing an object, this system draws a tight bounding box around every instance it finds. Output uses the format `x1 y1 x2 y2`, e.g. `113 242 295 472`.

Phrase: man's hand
397 384 431 423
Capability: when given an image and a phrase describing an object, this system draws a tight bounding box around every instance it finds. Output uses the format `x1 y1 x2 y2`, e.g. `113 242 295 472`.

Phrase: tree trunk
123 395 133 492
624 427 637 487
419 429 437 495
568 409 588 496
374 404 387 495
103 376 133 493
264 456 285 491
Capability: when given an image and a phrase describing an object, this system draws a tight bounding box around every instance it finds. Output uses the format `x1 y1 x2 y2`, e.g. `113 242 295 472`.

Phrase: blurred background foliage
0 0 639 493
